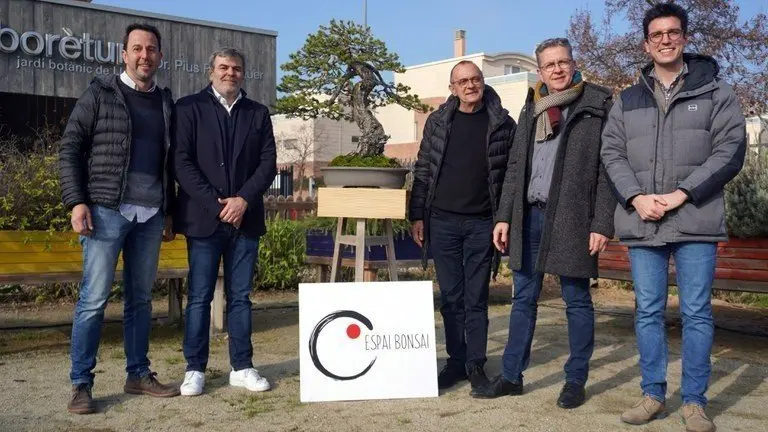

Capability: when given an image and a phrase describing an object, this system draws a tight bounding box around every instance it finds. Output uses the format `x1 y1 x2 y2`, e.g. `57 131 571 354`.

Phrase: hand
493 222 509 252
411 220 424 247
218 196 248 224
70 204 93 236
162 215 175 241
658 189 688 212
631 194 667 221
589 232 609 256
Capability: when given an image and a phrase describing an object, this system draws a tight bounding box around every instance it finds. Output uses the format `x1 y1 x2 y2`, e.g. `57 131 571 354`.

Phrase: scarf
533 71 584 142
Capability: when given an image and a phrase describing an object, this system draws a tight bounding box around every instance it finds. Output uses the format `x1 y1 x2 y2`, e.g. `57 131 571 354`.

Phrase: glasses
539 59 572 73
451 76 483 87
647 28 684 44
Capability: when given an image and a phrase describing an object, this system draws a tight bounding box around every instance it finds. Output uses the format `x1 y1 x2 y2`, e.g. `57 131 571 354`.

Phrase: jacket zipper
641 75 715 236
114 85 131 207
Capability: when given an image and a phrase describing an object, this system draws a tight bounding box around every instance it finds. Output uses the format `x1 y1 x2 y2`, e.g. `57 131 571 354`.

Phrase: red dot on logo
346 324 361 339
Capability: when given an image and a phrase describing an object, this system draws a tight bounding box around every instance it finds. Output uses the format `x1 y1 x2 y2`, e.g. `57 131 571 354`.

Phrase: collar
120 71 156 92
650 63 688 91
211 86 243 113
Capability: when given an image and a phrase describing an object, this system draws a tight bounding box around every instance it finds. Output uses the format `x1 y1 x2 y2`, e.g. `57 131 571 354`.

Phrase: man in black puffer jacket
58 23 179 415
409 60 516 394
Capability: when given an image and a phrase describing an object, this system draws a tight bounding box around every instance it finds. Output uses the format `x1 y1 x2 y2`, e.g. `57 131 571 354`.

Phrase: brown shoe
67 383 96 414
682 404 716 432
124 372 180 397
620 395 665 425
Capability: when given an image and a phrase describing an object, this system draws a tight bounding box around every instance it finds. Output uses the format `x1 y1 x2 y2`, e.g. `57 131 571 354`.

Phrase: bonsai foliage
328 153 400 168
725 151 768 238
276 20 430 158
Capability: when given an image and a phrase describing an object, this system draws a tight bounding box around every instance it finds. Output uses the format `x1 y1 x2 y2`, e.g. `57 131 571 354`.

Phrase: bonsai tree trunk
351 62 388 157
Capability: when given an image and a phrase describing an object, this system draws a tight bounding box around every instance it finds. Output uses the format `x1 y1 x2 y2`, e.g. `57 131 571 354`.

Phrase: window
504 65 521 75
282 138 298 150
351 135 360 143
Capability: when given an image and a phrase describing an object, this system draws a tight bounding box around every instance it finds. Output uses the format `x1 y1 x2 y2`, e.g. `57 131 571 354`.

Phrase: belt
529 201 547 209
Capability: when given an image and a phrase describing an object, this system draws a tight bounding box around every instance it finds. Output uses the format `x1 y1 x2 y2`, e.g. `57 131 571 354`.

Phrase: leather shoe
470 374 523 399
557 382 586 409
437 364 467 389
466 363 490 390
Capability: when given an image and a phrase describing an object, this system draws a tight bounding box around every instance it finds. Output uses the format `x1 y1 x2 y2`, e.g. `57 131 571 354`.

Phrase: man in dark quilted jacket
409 60 516 394
58 23 179 415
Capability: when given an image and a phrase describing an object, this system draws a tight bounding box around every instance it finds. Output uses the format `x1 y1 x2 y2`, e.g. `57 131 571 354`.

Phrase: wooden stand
317 187 406 283
329 217 398 282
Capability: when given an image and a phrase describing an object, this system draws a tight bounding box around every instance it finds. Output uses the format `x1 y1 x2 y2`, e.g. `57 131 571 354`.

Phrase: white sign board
299 281 438 402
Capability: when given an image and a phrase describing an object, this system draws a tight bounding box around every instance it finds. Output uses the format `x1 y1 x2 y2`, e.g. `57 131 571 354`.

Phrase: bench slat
0 249 189 264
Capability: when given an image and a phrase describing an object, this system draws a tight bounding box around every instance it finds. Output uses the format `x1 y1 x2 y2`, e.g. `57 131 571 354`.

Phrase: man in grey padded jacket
600 3 746 431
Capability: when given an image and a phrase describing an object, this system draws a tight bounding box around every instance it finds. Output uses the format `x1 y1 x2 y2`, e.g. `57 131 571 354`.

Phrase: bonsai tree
275 20 429 165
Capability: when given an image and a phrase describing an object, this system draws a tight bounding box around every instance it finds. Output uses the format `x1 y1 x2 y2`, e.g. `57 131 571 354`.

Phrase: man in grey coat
601 3 746 431
472 38 615 409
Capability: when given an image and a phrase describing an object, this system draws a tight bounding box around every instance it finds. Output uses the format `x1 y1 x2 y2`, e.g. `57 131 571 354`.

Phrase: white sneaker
229 368 270 392
180 371 205 396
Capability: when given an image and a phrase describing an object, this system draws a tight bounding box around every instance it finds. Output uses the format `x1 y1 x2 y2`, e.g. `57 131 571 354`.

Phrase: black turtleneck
431 106 491 216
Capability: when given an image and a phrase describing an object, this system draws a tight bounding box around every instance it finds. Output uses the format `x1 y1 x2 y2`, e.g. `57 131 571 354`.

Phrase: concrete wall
377 103 416 144
486 72 538 121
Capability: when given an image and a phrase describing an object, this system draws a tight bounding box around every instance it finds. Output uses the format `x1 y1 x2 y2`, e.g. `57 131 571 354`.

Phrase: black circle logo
309 310 376 381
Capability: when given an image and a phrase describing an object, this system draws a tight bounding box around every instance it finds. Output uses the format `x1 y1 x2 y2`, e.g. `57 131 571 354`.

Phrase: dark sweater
119 80 165 208
211 96 240 197
431 106 491 216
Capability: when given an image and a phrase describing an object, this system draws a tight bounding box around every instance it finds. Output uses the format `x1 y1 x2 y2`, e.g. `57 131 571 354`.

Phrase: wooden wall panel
0 0 276 107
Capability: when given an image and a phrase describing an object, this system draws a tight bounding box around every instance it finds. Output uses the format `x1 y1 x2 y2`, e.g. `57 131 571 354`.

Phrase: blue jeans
502 206 595 385
183 224 260 372
429 209 493 370
70 206 164 385
629 242 717 407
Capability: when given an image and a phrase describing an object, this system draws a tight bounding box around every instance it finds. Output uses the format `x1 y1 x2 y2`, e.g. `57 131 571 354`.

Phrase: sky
95 0 767 80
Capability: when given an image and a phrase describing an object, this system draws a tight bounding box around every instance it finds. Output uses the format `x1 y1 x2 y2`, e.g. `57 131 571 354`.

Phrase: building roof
404 51 536 71
39 0 278 37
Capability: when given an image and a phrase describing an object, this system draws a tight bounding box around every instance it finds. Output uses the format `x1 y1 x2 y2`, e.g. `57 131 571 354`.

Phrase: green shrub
257 217 307 290
0 133 69 231
725 151 768 238
328 153 401 168
300 215 411 236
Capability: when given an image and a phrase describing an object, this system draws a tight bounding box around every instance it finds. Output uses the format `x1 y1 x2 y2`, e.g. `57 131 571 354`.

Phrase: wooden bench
599 239 768 294
0 231 227 332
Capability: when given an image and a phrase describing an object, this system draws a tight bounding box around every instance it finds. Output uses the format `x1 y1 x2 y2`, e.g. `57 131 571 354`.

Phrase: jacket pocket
675 191 726 236
614 205 645 239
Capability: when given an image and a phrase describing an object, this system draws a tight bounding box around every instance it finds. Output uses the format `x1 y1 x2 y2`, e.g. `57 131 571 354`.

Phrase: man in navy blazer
173 47 277 396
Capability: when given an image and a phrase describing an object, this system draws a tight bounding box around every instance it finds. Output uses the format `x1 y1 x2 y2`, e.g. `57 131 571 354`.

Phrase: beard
131 63 156 81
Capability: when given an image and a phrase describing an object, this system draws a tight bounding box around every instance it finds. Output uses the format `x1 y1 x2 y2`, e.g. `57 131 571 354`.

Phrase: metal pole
363 0 367 28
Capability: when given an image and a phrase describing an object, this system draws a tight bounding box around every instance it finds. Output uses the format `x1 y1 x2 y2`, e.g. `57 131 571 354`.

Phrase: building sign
299 281 438 402
0 23 264 79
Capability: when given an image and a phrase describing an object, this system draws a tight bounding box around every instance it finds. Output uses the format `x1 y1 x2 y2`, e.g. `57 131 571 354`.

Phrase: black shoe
437 364 468 389
466 363 490 389
557 382 586 409
470 374 523 399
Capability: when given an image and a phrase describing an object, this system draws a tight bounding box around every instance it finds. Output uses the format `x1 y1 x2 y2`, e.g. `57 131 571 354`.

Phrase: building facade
0 0 277 136
272 29 538 173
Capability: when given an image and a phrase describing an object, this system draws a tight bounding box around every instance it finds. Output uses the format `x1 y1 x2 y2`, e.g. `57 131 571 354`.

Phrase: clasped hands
630 189 688 222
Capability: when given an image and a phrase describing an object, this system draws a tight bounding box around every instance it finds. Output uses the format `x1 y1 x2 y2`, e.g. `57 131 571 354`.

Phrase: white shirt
211 86 243 114
118 72 161 223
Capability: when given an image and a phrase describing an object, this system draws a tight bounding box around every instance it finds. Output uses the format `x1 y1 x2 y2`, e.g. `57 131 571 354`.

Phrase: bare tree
277 124 328 196
568 0 768 117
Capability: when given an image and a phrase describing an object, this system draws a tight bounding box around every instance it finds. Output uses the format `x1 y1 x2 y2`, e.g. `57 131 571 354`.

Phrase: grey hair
534 38 573 64
208 47 246 71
